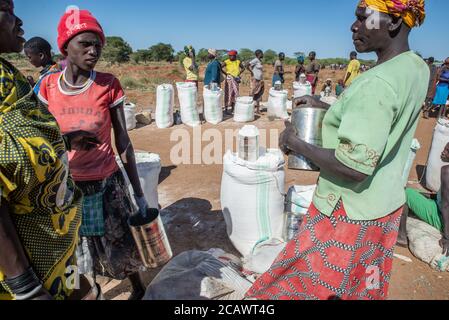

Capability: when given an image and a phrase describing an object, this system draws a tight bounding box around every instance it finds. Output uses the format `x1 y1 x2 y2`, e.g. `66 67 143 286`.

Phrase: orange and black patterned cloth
246 200 402 300
0 58 82 300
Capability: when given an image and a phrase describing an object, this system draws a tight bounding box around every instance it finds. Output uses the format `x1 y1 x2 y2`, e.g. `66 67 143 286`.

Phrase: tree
263 49 278 65
196 48 209 63
102 36 133 64
238 48 255 62
284 57 298 66
131 49 152 64
148 43 174 62
176 51 187 65
216 50 228 62
130 52 141 64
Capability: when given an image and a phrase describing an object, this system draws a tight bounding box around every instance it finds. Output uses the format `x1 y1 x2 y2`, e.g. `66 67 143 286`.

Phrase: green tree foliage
176 51 186 65
196 48 210 63
147 43 175 62
131 49 152 64
263 49 278 65
216 50 228 62
284 57 298 66
102 36 133 64
238 48 255 63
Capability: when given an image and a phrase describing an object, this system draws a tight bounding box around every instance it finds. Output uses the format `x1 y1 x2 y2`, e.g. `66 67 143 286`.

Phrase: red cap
57 9 105 55
228 50 238 56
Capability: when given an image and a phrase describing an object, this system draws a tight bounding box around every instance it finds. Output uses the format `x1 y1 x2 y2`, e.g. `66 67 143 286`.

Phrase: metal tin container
288 107 327 171
238 125 260 162
128 209 173 269
283 211 304 242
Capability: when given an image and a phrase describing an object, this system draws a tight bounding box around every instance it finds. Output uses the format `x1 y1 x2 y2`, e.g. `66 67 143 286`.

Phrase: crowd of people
182 47 367 111
0 0 446 301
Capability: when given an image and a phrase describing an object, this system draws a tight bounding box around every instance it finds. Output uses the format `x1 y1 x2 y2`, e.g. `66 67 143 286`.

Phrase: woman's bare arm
110 103 144 198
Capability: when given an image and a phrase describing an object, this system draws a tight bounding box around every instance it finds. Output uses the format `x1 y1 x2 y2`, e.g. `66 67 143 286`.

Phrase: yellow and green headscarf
358 0 426 28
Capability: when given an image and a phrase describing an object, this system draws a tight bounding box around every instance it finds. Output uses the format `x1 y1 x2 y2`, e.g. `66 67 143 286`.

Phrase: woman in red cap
38 9 148 300
222 50 245 115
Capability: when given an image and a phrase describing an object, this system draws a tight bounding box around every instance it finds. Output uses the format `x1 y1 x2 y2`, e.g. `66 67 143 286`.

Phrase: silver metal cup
128 209 173 269
288 106 327 171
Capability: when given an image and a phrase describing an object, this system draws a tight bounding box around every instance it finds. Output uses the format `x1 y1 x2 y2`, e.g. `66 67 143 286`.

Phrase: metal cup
128 209 173 269
288 106 327 171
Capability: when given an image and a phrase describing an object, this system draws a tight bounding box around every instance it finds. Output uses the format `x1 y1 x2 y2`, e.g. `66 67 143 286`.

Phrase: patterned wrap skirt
251 78 265 103
75 170 145 280
245 200 402 300
224 75 240 107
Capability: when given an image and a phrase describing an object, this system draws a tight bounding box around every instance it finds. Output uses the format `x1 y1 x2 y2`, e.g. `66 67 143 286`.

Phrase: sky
15 0 449 61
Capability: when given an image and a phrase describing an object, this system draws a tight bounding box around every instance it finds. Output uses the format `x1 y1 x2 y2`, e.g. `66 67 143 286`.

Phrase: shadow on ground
104 197 238 299
159 165 177 185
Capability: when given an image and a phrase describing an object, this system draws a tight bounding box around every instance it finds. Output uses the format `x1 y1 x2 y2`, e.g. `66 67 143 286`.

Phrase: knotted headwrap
358 0 426 28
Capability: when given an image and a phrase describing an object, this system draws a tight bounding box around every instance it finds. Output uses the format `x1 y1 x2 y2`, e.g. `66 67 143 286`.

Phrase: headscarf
297 55 305 63
358 0 426 28
57 9 105 56
228 50 238 56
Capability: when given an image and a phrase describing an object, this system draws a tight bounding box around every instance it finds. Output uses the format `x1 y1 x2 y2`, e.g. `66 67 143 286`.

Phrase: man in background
272 52 285 87
305 51 320 95
248 49 265 114
204 49 222 88
344 51 361 88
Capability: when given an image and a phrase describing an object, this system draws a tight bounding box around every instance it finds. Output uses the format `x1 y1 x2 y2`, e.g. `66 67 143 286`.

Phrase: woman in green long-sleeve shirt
246 0 428 301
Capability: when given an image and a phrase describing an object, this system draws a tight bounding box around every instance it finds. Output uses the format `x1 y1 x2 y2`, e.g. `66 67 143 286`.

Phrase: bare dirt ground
101 112 449 301
16 60 449 300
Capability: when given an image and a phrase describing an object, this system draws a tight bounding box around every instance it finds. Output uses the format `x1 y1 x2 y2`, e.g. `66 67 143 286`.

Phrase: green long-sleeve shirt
313 51 429 220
